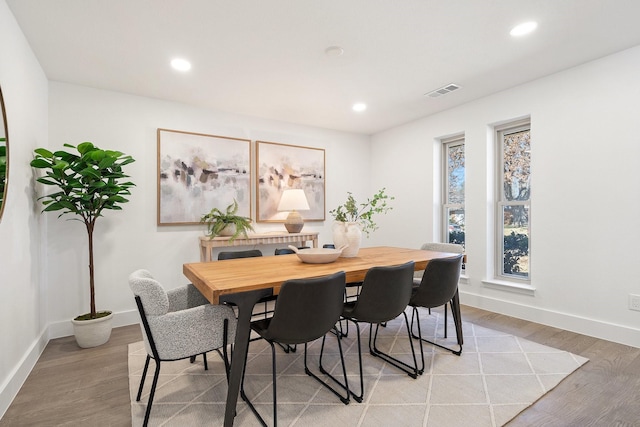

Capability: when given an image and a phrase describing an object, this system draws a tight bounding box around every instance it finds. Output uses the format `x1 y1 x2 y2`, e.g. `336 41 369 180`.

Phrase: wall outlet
629 294 640 311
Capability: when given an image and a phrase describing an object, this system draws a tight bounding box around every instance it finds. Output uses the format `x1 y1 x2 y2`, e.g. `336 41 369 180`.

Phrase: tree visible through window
497 122 530 279
444 137 465 247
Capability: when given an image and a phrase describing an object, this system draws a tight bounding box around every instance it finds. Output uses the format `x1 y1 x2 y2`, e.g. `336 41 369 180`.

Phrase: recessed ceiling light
352 103 367 112
324 46 344 57
171 58 192 72
510 21 538 37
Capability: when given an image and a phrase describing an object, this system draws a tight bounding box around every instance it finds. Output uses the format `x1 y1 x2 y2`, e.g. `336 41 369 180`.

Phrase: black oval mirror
0 85 7 220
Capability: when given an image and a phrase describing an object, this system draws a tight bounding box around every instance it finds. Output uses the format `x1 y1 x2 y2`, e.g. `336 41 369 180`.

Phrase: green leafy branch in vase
329 188 394 236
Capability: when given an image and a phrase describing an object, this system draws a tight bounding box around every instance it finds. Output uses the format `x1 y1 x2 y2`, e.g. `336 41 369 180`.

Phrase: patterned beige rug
129 308 588 426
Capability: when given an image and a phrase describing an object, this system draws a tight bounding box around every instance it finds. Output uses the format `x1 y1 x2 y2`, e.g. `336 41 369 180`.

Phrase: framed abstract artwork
157 129 252 225
256 141 325 222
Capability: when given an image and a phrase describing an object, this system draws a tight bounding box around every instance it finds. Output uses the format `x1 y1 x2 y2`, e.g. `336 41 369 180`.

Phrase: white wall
0 0 49 417
371 45 640 347
3 1 640 416
46 82 371 334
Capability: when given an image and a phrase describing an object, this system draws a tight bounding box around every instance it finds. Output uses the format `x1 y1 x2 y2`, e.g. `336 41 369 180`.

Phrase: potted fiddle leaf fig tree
30 142 135 348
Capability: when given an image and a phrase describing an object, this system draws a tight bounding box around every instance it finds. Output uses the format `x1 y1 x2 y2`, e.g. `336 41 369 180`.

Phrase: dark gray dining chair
323 243 362 337
271 247 310 353
129 269 236 427
410 254 464 371
274 246 308 255
218 249 263 260
240 271 349 426
218 250 270 318
320 261 418 402
415 242 464 335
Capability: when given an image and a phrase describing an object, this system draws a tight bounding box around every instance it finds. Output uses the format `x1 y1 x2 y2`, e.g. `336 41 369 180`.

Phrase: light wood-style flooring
1 306 639 426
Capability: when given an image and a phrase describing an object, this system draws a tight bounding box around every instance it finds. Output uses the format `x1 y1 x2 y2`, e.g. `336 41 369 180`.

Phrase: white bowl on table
287 245 347 264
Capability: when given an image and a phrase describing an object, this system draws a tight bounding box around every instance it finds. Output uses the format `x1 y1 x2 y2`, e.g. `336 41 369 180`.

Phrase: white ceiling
7 0 640 135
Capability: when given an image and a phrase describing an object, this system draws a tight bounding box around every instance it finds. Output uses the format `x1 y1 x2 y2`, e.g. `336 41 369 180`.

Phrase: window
443 136 465 247
496 121 530 280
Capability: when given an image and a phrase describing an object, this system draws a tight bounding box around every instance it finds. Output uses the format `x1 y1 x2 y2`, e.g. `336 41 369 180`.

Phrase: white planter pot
218 223 237 236
71 311 114 348
332 221 362 258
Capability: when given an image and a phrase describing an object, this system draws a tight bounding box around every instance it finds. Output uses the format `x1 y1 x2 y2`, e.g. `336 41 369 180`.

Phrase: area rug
128 308 588 426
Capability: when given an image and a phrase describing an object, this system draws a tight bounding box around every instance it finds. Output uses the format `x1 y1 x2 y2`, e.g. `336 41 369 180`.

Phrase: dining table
183 245 460 427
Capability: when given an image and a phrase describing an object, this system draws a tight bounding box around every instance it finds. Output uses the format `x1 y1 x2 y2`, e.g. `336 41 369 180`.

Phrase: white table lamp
277 189 310 233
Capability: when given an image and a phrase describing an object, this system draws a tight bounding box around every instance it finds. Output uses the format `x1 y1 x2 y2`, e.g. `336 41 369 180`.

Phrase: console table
199 232 319 262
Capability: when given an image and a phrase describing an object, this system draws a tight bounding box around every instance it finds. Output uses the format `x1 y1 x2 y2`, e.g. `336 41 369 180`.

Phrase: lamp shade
277 189 310 233
277 189 310 212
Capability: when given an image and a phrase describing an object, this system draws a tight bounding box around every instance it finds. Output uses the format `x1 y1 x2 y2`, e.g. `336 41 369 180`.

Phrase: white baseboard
0 309 139 419
460 290 640 348
47 309 140 339
0 329 48 420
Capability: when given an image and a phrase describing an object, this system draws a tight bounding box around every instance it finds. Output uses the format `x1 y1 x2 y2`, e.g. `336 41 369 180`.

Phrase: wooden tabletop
184 246 460 304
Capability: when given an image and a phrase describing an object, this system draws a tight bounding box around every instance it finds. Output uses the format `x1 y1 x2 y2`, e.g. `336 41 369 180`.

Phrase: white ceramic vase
71 311 113 348
332 221 362 257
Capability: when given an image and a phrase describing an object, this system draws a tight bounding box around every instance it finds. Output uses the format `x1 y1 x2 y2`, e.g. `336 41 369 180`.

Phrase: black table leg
221 289 272 427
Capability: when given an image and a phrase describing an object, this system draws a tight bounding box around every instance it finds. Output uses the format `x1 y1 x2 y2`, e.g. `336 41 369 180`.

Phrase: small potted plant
201 199 254 242
329 188 393 257
30 142 135 348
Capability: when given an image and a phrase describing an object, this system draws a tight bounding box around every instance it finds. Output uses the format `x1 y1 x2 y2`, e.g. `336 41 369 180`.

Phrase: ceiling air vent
425 83 461 98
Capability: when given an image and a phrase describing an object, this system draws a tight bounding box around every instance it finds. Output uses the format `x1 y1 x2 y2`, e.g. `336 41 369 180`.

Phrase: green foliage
30 142 135 223
449 231 465 246
200 199 254 242
329 188 394 236
30 142 135 319
503 231 529 276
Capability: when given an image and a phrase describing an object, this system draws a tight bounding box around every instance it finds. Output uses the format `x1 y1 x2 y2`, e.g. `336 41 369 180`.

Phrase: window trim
442 134 465 244
495 120 531 283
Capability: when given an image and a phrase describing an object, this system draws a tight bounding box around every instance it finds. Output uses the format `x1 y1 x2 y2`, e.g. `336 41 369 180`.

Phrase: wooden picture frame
256 141 325 222
157 128 251 225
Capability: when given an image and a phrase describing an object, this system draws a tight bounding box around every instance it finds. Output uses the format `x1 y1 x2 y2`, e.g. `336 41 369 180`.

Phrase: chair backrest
349 261 415 323
275 248 295 255
128 269 170 359
274 247 309 255
263 271 346 344
410 255 463 309
129 269 169 316
218 249 263 260
420 242 464 254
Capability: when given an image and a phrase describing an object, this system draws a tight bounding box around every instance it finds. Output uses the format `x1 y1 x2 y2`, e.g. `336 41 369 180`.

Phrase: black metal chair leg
136 355 151 401
142 359 161 427
450 291 464 347
444 303 448 338
369 312 419 379
311 332 350 405
240 342 272 427
272 343 278 426
276 342 297 353
320 319 364 402
202 352 208 370
410 306 462 356
218 319 231 383
332 317 350 338
340 317 350 337
414 310 425 375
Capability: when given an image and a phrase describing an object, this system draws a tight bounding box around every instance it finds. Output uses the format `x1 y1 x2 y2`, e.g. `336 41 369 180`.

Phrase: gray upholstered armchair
129 269 237 427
